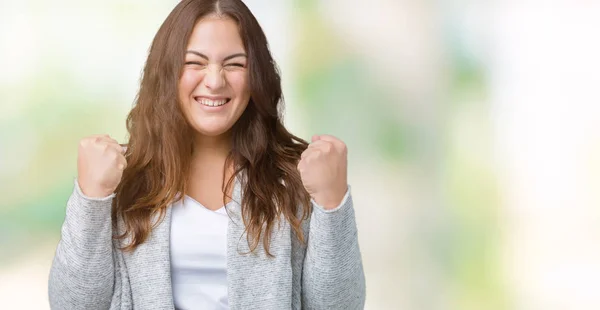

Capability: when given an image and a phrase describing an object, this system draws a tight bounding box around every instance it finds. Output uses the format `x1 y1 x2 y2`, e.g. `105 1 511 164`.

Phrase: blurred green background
1 1 600 309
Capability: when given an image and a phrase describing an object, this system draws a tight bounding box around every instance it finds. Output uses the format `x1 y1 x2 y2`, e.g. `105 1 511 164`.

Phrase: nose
204 64 226 90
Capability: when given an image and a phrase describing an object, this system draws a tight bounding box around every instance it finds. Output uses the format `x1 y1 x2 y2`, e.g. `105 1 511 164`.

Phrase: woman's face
178 15 250 138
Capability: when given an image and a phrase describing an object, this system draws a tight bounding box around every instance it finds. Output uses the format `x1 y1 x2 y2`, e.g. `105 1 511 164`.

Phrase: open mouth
194 97 231 107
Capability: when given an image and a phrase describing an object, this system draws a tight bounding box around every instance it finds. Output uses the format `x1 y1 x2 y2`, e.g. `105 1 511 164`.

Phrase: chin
193 125 232 138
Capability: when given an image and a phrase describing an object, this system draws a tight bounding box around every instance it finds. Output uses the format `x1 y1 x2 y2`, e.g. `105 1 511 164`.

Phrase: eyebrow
186 50 247 62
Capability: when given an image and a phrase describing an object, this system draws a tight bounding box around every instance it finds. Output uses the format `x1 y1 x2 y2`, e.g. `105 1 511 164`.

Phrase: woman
48 0 365 309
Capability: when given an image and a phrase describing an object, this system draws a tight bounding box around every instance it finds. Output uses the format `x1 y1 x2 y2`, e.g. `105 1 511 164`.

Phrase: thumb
311 135 320 143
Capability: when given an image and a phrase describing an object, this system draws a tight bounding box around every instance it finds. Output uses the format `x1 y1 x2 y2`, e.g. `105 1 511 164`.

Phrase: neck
186 132 235 201
189 132 233 175
192 132 231 158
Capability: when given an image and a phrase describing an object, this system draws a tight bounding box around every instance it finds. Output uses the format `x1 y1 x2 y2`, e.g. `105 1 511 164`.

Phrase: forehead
186 15 245 53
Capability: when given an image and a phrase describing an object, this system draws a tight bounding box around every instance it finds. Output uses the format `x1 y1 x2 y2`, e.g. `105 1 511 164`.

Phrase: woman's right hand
77 134 127 198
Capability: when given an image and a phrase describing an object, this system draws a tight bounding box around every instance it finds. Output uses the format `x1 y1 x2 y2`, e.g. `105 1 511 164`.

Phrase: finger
88 134 115 144
297 152 318 171
106 144 128 170
80 134 113 147
307 140 327 147
307 140 332 152
116 155 128 170
100 141 125 156
93 135 120 146
314 134 346 152
302 143 319 158
311 135 320 143
96 138 126 155
297 160 304 172
297 155 308 171
315 134 341 144
301 149 310 160
301 149 321 163
301 145 321 159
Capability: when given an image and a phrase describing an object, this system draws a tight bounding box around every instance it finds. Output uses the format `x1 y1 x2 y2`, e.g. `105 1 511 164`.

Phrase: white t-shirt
170 194 230 310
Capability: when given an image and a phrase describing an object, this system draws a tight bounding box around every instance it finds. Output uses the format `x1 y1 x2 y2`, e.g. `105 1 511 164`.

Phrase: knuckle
100 143 111 154
108 149 119 159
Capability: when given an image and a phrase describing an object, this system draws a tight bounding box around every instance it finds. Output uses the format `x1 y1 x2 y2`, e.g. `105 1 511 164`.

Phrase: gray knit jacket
48 176 365 309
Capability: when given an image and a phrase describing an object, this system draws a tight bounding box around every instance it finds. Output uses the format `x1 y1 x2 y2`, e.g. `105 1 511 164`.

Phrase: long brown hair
112 0 311 256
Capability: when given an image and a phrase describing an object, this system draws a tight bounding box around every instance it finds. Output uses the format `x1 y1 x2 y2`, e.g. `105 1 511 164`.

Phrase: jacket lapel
226 175 293 309
122 207 175 310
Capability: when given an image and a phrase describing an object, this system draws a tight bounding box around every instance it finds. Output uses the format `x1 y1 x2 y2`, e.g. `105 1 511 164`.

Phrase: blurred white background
1 0 599 309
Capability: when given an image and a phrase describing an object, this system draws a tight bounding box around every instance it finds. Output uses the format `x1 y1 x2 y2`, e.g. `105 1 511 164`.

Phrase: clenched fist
297 134 348 210
77 134 127 198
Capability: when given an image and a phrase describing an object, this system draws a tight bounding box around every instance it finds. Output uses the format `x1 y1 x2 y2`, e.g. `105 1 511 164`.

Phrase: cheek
179 70 203 97
226 72 250 98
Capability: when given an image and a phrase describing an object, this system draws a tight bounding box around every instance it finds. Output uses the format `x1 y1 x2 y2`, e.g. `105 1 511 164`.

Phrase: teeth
198 98 227 107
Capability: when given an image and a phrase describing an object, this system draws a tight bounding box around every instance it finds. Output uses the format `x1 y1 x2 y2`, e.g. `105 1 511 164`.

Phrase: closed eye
225 63 245 68
185 61 206 66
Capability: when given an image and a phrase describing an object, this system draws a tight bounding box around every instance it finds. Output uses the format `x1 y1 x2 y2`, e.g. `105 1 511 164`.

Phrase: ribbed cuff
311 185 351 213
73 179 116 201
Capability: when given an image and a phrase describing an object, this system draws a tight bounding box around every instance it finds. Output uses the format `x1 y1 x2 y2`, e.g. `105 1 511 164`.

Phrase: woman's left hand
297 134 348 210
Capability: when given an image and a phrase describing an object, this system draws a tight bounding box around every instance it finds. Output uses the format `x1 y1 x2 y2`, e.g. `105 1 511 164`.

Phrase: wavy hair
112 0 312 256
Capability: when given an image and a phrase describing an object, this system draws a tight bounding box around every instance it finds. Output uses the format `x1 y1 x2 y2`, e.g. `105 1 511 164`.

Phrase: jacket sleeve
48 180 118 309
302 186 366 309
